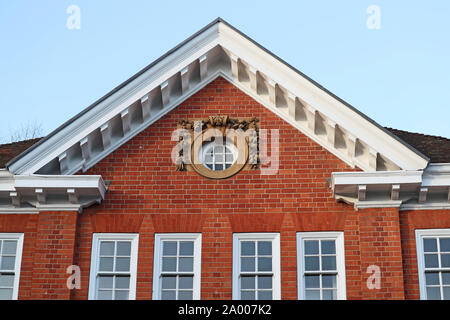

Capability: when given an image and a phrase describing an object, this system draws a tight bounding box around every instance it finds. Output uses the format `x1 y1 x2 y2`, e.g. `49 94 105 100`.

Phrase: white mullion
255 242 259 301
319 240 323 300
175 241 179 299
436 237 443 300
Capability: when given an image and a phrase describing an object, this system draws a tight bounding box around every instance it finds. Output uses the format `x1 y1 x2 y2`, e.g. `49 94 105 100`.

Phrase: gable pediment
7 18 429 175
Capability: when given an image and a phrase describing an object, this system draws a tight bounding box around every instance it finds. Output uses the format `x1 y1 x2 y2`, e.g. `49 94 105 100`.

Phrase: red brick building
1 18 450 300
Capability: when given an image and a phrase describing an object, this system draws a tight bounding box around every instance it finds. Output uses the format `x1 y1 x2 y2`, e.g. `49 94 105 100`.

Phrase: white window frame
0 233 24 300
152 233 202 300
416 228 450 300
297 231 346 300
88 233 139 300
200 140 238 171
232 233 281 300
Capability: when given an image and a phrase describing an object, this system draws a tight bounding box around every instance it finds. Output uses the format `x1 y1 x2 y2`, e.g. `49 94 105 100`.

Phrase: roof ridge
0 137 42 148
385 127 450 141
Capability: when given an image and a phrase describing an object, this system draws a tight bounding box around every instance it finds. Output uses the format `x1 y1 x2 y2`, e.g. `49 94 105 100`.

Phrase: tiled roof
0 128 449 169
385 128 450 163
0 138 42 168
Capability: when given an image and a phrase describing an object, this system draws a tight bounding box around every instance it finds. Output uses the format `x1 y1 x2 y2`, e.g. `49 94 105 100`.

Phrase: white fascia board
355 200 403 209
332 170 423 187
9 26 221 175
422 163 450 187
0 174 106 198
218 23 429 171
9 21 429 175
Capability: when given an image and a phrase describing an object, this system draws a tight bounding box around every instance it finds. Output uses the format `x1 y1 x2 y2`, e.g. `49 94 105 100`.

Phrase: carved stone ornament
175 116 260 179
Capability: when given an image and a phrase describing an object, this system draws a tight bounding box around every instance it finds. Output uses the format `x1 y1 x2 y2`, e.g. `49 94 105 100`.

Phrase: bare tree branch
8 121 43 143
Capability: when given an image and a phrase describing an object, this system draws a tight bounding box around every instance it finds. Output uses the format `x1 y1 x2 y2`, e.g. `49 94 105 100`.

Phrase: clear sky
1 0 449 143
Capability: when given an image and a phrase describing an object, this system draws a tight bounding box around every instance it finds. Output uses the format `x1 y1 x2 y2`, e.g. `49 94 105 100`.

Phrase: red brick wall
0 214 38 299
72 77 398 299
400 209 450 299
4 77 450 299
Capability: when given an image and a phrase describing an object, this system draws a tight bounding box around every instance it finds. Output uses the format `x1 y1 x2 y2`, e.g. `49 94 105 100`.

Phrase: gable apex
7 18 429 175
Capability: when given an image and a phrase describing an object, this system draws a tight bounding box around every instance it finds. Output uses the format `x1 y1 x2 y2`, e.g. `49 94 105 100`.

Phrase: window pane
100 241 115 256
241 276 255 290
0 257 15 271
305 256 319 271
241 257 255 272
322 289 337 300
258 276 272 289
442 272 450 285
441 254 450 268
162 257 177 272
163 241 177 256
215 154 223 162
322 256 337 271
0 288 13 300
0 274 14 287
258 291 272 300
443 287 450 300
161 290 176 300
98 275 113 289
116 242 131 256
0 241 2 254
161 276 176 289
423 238 437 252
258 242 272 255
258 257 272 272
440 238 450 252
178 291 193 300
179 242 194 256
305 290 320 300
179 276 193 290
322 275 337 288
179 257 193 272
215 164 223 171
97 290 113 300
241 242 255 256
114 290 129 300
426 287 441 300
425 273 440 286
3 241 17 255
225 154 234 162
304 240 319 255
321 240 336 254
115 257 130 272
304 275 320 289
115 276 130 289
241 291 255 300
424 254 439 268
99 257 114 271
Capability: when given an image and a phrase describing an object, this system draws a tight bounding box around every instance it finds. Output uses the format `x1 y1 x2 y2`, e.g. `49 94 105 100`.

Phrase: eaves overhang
6 18 429 176
0 169 106 213
332 164 450 211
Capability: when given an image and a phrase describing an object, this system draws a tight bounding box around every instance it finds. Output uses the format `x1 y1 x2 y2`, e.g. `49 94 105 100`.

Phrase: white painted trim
0 233 24 300
0 208 39 214
88 233 139 300
8 21 428 175
296 232 346 300
152 233 202 300
355 200 403 209
332 171 423 187
232 233 281 300
415 228 450 300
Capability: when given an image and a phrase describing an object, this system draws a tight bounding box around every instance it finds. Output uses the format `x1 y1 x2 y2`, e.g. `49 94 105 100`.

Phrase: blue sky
1 0 449 143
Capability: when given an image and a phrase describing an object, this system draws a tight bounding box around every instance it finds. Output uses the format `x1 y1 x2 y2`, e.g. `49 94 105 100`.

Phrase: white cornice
0 173 106 213
333 164 450 210
7 20 429 176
